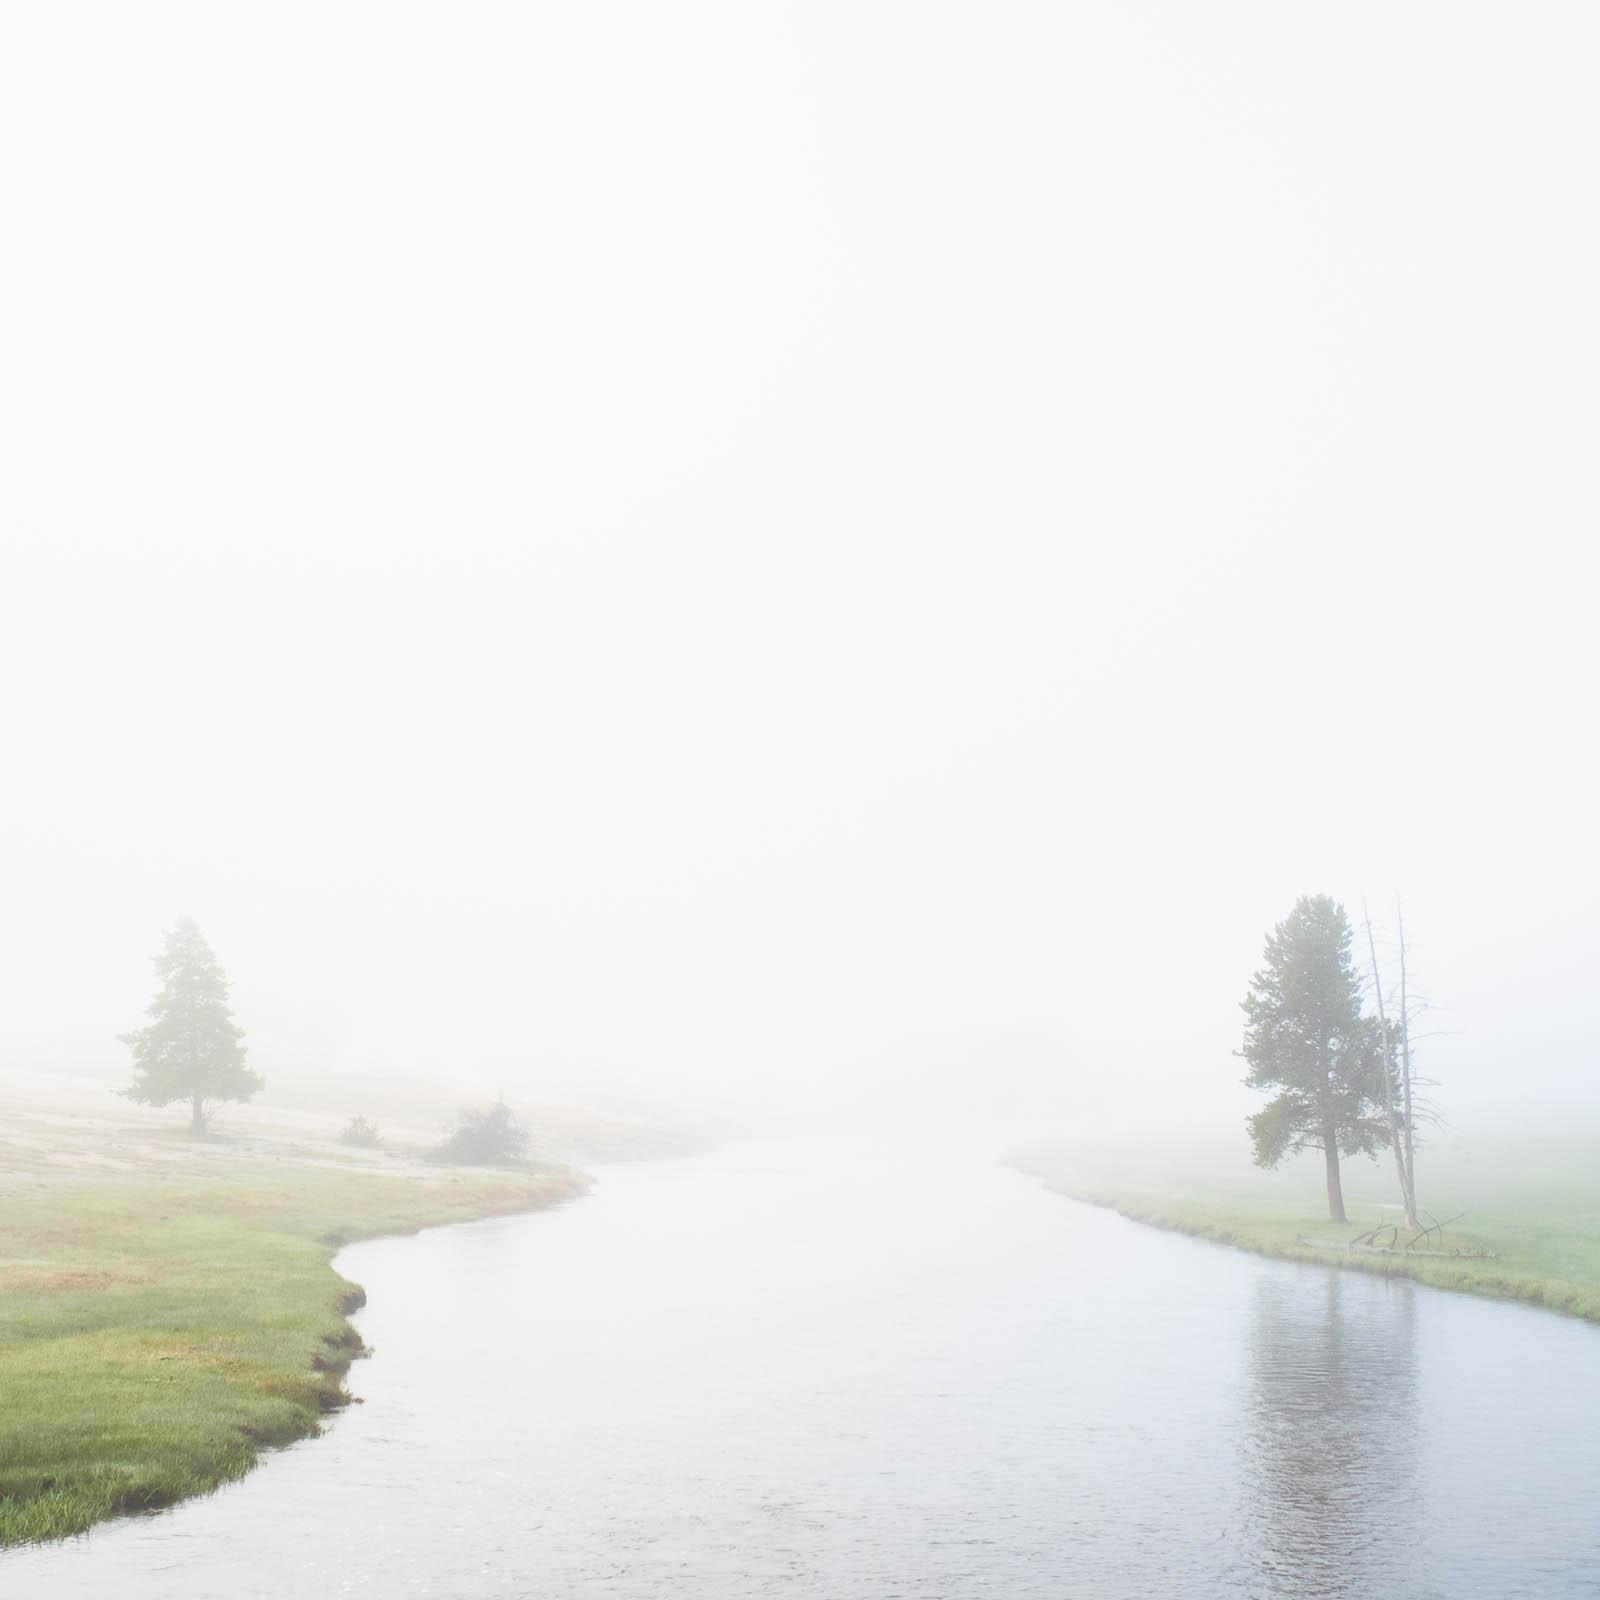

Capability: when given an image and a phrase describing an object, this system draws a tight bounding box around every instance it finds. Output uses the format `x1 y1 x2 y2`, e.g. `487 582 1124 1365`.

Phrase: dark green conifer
121 918 264 1135
1241 895 1392 1222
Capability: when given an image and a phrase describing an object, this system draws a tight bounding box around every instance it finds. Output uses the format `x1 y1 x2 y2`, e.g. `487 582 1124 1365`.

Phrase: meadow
0 1077 589 1546
1010 1129 1600 1324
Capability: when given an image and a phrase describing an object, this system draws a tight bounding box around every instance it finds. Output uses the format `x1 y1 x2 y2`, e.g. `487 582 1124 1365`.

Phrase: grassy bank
0 1162 585 1547
1008 1138 1600 1325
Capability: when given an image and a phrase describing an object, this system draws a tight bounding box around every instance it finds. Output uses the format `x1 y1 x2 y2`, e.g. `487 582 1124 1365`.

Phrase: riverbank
1008 1137 1600 1325
0 1071 607 1548
0 1160 585 1546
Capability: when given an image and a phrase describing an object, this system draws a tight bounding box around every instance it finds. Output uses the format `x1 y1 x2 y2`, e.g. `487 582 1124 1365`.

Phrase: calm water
8 1136 1600 1597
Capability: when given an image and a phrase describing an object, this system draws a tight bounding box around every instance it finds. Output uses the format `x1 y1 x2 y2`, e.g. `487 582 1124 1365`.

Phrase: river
7 1136 1600 1597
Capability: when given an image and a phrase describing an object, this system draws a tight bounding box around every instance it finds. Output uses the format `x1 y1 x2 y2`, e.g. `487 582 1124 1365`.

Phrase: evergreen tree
1240 895 1392 1222
121 918 263 1134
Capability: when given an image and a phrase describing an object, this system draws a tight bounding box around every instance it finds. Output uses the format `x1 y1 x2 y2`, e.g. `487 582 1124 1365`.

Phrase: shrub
429 1099 531 1166
339 1116 382 1149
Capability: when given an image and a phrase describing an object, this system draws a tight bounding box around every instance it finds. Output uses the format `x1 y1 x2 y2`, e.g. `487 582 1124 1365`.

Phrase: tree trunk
1398 902 1417 1221
1363 903 1418 1227
1323 1128 1347 1223
190 1094 206 1136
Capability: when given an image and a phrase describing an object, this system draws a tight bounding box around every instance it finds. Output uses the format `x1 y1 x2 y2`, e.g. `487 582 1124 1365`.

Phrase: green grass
1008 1137 1600 1324
0 1164 586 1546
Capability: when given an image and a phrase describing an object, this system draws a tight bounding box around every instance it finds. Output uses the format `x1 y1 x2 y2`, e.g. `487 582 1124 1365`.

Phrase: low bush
429 1099 531 1166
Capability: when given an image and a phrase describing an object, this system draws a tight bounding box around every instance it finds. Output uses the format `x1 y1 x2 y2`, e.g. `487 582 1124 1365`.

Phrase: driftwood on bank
1297 1237 1498 1260
1296 1210 1498 1261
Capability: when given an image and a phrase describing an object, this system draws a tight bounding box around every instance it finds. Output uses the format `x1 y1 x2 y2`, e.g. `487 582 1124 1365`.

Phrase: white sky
3 3 1596 1135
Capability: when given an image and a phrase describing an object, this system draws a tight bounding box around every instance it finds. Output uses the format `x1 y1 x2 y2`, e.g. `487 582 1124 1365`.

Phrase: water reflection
1244 1268 1426 1598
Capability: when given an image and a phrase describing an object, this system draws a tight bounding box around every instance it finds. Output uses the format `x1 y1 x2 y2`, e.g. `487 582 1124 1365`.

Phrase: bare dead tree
1363 898 1417 1226
1397 899 1419 1224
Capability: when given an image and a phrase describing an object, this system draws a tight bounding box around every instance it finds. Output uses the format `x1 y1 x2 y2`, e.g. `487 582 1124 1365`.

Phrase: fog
4 3 1596 1140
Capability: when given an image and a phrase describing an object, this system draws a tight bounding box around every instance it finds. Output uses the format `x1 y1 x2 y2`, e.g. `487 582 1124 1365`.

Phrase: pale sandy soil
0 1065 716 1195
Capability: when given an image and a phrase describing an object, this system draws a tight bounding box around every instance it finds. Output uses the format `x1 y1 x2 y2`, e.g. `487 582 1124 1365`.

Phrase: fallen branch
1295 1234 1497 1261
1406 1209 1467 1251
1349 1220 1399 1250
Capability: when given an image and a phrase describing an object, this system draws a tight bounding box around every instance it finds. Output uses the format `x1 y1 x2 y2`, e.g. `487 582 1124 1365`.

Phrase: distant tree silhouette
1240 896 1393 1222
121 918 263 1135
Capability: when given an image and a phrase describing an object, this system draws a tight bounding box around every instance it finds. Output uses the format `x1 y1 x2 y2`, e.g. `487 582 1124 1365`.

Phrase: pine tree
121 918 264 1134
1240 895 1393 1222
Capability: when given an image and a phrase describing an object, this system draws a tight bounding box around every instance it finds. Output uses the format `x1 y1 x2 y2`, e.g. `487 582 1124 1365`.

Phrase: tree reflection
1243 1267 1422 1597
